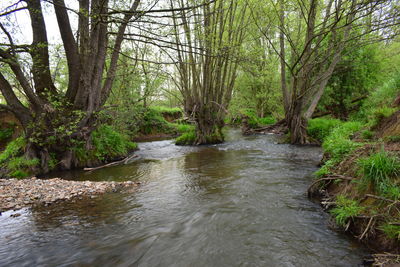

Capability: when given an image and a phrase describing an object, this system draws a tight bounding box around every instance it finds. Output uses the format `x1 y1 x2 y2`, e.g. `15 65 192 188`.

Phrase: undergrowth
0 137 39 178
358 151 400 194
330 195 364 226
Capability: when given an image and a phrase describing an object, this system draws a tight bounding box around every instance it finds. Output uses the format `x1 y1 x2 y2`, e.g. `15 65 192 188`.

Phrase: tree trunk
194 108 224 145
288 99 308 144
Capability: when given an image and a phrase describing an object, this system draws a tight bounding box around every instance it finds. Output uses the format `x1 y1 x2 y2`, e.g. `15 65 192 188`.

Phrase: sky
0 0 79 45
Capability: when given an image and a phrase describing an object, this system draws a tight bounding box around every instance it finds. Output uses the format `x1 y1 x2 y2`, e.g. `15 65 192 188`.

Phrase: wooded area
0 0 399 172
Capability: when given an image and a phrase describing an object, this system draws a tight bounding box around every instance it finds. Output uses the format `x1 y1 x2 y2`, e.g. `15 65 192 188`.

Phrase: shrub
330 195 364 226
307 118 343 142
358 151 400 193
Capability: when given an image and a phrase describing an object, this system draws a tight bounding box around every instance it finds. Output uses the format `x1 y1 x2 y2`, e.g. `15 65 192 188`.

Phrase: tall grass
358 151 400 193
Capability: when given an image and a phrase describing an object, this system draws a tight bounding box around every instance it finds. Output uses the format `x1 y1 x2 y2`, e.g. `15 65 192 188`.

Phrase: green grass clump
150 106 182 115
314 159 335 177
322 121 363 162
380 224 400 240
361 130 374 140
330 195 364 226
258 116 276 126
307 118 343 142
0 137 25 163
175 130 196 145
358 151 400 193
91 125 137 161
170 123 195 134
141 108 175 135
0 137 39 178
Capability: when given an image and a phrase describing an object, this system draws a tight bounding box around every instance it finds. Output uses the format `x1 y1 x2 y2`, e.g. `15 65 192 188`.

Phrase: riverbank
0 177 140 213
307 112 400 265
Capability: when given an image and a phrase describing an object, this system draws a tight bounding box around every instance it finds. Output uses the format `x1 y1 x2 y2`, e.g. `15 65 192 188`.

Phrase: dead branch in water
84 154 139 172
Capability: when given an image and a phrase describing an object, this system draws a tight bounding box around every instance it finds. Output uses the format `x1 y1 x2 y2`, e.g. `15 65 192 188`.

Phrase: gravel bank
0 177 139 213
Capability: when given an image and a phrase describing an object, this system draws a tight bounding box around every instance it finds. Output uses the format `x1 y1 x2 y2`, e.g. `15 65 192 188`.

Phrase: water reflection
0 129 368 266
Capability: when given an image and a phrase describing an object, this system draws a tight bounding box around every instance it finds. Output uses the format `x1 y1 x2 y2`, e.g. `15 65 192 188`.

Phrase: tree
252 0 400 143
0 0 141 172
170 0 248 144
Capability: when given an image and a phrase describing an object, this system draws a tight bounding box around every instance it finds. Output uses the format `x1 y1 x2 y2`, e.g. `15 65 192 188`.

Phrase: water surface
0 129 367 266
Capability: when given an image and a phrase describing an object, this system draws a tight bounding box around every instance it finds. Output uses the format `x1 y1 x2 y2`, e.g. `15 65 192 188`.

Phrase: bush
358 151 400 193
330 195 364 226
307 118 343 142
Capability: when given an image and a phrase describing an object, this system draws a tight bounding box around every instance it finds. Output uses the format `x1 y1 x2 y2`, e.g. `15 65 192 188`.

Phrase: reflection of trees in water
30 192 131 230
182 148 251 194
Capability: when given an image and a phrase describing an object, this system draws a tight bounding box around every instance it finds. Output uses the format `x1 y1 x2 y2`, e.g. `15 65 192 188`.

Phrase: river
0 129 367 266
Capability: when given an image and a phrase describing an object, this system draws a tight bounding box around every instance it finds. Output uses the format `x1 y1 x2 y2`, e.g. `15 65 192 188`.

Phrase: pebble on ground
0 177 139 213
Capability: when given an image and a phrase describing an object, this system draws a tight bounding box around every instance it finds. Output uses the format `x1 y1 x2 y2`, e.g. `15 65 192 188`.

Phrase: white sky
0 0 78 45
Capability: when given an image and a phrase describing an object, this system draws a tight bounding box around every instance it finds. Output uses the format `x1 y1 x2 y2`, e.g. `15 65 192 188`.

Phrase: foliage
175 129 196 145
0 127 13 141
318 44 381 119
307 118 343 142
73 125 137 162
227 108 276 128
170 123 195 134
0 137 39 178
322 121 363 162
150 106 182 115
361 130 374 140
314 159 335 177
354 73 400 123
0 137 26 164
358 151 400 194
330 195 364 226
380 224 400 240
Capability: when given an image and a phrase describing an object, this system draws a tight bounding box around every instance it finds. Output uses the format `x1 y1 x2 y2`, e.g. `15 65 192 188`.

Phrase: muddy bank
0 177 140 213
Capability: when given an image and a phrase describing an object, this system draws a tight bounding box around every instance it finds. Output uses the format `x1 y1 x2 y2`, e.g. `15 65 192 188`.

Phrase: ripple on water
0 129 367 267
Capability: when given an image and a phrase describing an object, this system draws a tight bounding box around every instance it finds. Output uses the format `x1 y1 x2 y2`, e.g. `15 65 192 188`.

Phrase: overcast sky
1 0 79 45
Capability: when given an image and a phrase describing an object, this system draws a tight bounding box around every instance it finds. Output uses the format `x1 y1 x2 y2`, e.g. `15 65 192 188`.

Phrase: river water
0 129 367 266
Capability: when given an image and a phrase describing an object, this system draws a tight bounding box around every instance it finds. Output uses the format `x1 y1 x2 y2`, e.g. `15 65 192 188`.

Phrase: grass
358 151 400 194
175 130 196 145
330 195 364 226
380 224 400 240
74 125 137 162
150 106 182 115
0 137 39 178
170 123 195 134
307 118 343 142
322 121 363 162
